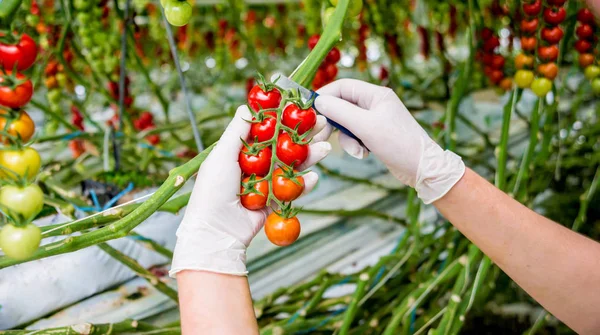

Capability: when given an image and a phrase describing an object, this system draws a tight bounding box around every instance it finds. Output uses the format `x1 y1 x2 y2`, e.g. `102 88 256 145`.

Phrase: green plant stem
299 208 406 225
316 163 404 193
513 99 543 198
0 144 215 269
40 192 191 237
0 319 157 334
98 243 178 303
572 165 600 232
129 231 174 259
30 99 79 132
495 89 519 189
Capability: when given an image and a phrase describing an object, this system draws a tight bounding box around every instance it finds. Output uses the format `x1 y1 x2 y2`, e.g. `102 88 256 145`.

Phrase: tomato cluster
308 35 341 90
479 28 511 90
0 34 44 260
240 83 318 246
133 111 161 145
574 8 600 95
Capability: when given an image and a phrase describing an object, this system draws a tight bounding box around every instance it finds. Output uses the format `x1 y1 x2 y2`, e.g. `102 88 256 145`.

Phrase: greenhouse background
0 0 598 333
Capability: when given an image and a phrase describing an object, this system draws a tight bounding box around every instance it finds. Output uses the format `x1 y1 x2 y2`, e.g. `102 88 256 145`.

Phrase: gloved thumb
314 95 368 138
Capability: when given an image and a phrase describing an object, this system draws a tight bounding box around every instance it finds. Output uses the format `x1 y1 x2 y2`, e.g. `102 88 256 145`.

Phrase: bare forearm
177 270 259 335
434 168 600 334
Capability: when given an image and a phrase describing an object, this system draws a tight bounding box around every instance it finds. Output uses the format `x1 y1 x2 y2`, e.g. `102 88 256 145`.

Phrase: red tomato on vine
0 34 38 71
240 176 268 210
250 111 277 142
248 85 282 112
239 145 272 175
276 133 308 167
0 72 33 109
282 104 317 135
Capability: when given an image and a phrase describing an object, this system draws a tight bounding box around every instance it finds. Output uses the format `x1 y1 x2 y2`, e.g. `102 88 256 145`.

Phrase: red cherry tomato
482 36 500 52
326 47 341 64
250 111 277 142
488 70 504 84
276 132 308 167
490 55 505 70
520 18 539 34
480 27 493 41
541 27 564 44
272 168 304 202
522 0 542 16
308 34 320 49
0 34 38 72
264 213 300 246
312 69 326 90
576 24 594 40
0 72 33 109
282 104 317 135
543 7 566 25
324 63 338 80
538 45 559 61
146 134 160 145
577 8 594 23
239 145 272 175
240 176 268 210
247 85 282 112
574 39 592 53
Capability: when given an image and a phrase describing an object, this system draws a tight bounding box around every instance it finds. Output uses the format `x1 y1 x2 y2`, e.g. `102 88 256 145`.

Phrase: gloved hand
170 105 332 277
315 79 465 204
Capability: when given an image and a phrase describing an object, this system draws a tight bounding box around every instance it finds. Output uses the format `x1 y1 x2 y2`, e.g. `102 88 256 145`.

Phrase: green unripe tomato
0 224 41 260
0 147 41 182
47 89 61 105
584 65 600 80
164 0 192 27
25 14 39 26
76 12 90 24
73 0 90 10
329 0 363 17
56 73 67 87
530 78 553 97
592 78 600 95
514 70 534 88
0 184 44 222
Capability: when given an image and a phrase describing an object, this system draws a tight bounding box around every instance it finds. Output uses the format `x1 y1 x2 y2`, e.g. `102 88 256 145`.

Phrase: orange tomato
515 54 534 69
520 37 537 52
0 111 35 143
240 176 269 210
537 62 558 80
264 213 301 247
499 77 513 91
272 168 304 202
579 53 595 68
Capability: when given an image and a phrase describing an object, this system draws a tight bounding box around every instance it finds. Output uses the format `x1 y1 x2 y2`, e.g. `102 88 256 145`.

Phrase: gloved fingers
314 95 368 137
308 115 333 143
338 132 369 159
301 171 319 195
297 141 332 171
317 78 391 110
211 105 253 162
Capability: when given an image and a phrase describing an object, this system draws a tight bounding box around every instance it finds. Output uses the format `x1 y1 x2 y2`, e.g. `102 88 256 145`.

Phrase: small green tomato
584 65 600 80
164 0 192 27
0 224 41 260
530 77 553 97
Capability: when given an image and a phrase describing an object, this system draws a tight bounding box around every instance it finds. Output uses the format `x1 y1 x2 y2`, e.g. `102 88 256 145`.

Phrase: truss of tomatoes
0 33 44 261
239 82 318 247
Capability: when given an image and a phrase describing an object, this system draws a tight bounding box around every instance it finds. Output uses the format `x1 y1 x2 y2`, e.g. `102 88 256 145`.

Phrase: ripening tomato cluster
239 83 318 247
574 8 600 95
69 106 86 158
0 34 44 261
133 111 161 145
308 35 341 90
479 28 512 91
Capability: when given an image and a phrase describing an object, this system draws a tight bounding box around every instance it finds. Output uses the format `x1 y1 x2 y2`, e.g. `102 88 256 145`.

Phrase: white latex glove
170 105 332 277
315 79 465 204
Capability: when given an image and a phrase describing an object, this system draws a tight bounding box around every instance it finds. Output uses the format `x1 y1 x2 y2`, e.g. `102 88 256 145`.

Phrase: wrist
170 221 248 278
415 140 466 204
